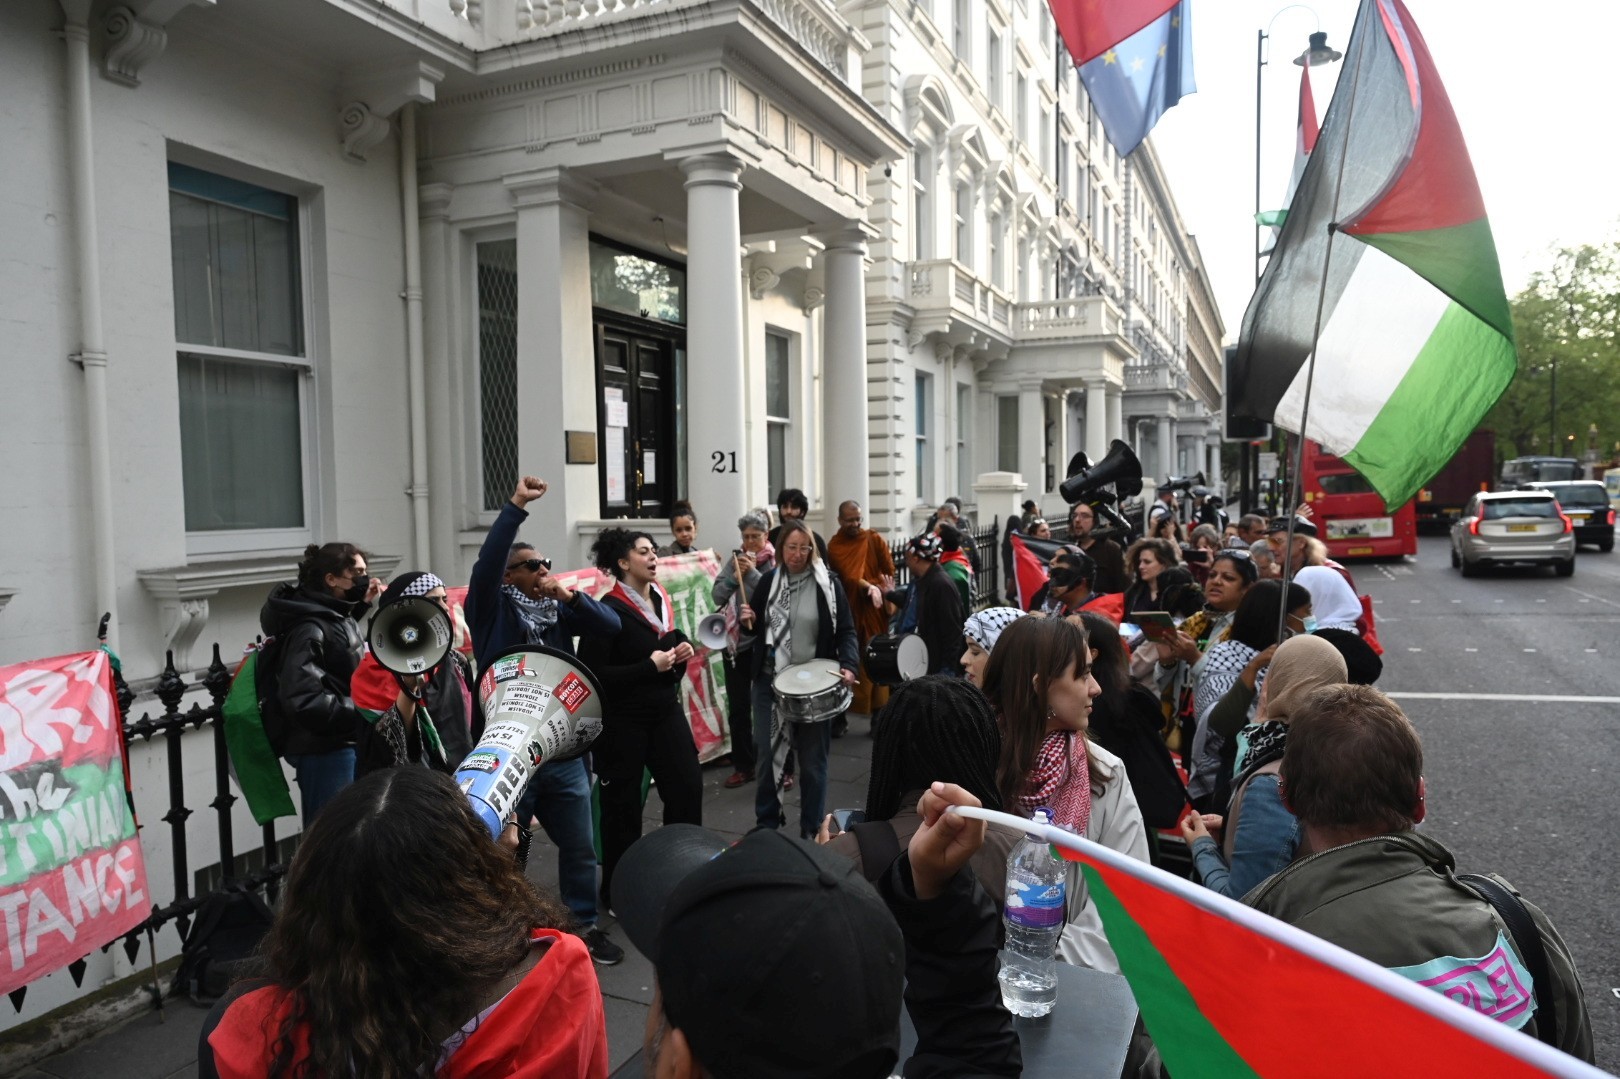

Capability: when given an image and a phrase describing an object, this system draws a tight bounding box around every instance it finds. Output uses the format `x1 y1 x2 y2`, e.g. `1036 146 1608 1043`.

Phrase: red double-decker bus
1299 441 1418 560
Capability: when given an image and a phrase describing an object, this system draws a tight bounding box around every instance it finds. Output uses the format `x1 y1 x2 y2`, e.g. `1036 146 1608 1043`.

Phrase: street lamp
1249 9 1341 513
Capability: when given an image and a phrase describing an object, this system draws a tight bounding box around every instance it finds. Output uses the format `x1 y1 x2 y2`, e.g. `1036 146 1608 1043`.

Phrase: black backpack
1091 684 1191 830
173 886 276 1005
250 634 289 757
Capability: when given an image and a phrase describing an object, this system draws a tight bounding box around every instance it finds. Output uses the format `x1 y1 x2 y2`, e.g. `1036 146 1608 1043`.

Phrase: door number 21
710 451 738 474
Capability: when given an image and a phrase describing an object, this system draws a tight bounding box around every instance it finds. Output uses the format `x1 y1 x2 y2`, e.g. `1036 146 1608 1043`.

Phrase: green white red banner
0 650 152 996
444 549 729 763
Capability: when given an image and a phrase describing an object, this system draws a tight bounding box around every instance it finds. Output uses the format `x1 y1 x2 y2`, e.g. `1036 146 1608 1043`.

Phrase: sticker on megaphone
456 645 604 837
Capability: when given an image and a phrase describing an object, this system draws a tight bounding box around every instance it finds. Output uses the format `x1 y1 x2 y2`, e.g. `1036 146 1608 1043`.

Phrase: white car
1450 490 1576 577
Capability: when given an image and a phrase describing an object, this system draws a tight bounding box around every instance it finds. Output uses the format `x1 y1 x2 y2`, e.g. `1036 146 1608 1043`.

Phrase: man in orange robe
824 500 896 721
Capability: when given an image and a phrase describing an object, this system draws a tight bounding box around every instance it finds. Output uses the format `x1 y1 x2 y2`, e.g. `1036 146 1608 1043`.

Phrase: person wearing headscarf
960 606 1023 688
1292 566 1362 633
1180 636 1347 898
883 533 966 678
351 572 479 778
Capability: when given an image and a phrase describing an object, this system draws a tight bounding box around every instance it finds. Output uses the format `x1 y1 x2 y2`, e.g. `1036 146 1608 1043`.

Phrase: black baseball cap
1267 515 1319 538
615 825 904 1079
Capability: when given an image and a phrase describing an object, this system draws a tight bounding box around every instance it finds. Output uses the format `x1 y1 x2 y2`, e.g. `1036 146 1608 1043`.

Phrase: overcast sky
1149 0 1620 343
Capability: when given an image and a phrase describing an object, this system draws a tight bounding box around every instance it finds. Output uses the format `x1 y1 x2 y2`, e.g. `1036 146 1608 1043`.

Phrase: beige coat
1056 742 1151 973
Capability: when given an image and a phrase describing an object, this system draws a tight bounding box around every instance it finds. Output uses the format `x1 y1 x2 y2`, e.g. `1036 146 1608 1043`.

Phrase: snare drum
772 659 852 723
864 632 929 685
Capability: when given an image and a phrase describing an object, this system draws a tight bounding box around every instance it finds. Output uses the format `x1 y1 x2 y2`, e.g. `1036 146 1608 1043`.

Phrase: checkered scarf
1016 730 1092 836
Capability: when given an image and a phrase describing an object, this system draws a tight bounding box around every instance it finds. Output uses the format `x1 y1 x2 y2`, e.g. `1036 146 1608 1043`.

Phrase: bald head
837 501 865 538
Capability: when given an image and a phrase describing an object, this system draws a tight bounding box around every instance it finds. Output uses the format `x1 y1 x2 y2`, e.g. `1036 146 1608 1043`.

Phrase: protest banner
0 650 152 997
444 549 729 762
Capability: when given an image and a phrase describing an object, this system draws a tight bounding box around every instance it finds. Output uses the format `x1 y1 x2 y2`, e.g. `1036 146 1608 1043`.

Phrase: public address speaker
368 596 454 675
456 645 605 837
697 612 729 651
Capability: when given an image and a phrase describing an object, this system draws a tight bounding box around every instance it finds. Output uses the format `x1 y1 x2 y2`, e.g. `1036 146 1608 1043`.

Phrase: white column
821 227 870 511
419 182 457 576
1085 379 1109 464
681 155 748 519
1105 387 1123 445
1018 382 1045 499
1157 416 1175 479
1207 442 1222 493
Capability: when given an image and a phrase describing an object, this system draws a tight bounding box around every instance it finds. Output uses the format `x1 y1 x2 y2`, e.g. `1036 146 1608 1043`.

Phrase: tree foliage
1487 239 1620 468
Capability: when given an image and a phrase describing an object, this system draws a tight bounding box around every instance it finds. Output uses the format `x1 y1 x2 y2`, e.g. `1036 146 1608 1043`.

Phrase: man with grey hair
711 509 775 788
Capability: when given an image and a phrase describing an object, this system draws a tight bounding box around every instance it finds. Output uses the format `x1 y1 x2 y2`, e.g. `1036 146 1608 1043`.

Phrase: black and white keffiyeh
501 583 559 643
765 560 840 670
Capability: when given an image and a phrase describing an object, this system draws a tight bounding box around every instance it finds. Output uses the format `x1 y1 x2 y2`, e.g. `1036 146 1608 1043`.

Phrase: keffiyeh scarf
963 606 1022 652
723 543 775 652
609 579 675 634
502 583 558 644
765 559 840 670
1017 730 1092 836
1236 719 1289 775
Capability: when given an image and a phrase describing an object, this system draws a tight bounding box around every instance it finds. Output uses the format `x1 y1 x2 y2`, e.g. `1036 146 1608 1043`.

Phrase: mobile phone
832 809 866 832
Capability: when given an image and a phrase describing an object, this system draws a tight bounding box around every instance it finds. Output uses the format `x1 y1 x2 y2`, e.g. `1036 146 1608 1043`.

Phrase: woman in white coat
979 616 1149 974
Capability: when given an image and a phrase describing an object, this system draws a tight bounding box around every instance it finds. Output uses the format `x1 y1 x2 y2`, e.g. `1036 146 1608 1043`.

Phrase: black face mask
343 575 370 603
1049 566 1085 590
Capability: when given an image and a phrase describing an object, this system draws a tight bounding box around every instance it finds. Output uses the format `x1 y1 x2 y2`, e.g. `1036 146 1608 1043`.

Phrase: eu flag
1077 1 1195 157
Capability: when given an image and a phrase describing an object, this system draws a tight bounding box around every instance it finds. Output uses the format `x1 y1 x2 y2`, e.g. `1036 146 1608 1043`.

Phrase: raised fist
512 476 548 507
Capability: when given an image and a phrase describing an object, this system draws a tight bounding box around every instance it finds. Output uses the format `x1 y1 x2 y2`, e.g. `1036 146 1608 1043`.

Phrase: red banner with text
0 650 152 996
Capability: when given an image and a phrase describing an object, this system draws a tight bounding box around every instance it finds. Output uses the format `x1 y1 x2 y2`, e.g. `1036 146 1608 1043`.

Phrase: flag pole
1277 1 1374 640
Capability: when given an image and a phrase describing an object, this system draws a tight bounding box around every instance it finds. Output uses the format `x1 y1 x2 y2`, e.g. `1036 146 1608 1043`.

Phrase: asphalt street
1366 534 1620 1070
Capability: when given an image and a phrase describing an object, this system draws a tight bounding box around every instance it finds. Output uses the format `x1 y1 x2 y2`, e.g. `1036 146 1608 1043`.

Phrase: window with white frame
913 149 932 260
477 239 520 511
954 182 973 264
169 162 308 541
953 0 972 64
1040 106 1053 172
1040 5 1053 53
765 330 792 498
988 207 1006 289
1015 72 1029 143
996 395 1019 473
1017 233 1032 301
986 30 1004 110
956 383 973 496
915 372 933 502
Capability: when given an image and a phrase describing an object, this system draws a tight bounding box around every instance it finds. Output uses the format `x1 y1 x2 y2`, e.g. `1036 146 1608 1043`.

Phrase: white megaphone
697 611 729 650
455 644 605 837
368 596 454 675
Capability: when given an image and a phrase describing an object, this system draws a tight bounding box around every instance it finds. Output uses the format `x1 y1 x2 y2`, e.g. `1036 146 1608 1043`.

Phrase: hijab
1292 566 1361 632
1237 635 1347 773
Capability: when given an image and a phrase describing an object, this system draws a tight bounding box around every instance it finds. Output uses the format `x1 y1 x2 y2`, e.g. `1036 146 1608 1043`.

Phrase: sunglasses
507 557 552 572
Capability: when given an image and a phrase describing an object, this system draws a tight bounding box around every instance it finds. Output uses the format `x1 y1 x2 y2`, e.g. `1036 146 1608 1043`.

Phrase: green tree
1487 239 1620 469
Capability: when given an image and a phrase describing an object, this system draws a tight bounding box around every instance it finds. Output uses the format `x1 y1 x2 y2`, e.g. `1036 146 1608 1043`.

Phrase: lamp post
1252 10 1341 514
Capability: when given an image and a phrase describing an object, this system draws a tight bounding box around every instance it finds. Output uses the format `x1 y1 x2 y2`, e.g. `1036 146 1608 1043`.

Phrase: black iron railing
886 516 1001 611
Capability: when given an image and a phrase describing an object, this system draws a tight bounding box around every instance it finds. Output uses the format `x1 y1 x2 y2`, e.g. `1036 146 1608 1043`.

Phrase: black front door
595 310 683 519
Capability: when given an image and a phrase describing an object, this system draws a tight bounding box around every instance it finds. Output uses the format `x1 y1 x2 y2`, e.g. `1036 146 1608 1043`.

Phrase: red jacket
206 930 608 1078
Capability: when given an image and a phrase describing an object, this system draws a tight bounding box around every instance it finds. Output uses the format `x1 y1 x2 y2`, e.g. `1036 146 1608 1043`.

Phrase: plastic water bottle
999 808 1065 1018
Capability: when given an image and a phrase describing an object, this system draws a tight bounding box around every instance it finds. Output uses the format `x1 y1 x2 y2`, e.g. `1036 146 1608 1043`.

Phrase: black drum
864 633 929 686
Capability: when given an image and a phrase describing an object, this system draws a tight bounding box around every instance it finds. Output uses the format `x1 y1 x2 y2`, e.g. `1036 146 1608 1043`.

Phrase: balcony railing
909 259 1015 334
1013 295 1123 341
389 0 858 85
1125 357 1188 394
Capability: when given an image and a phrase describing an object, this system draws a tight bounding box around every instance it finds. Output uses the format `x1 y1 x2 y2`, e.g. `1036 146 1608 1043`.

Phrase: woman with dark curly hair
200 767 608 1078
1122 536 1202 619
576 528 703 910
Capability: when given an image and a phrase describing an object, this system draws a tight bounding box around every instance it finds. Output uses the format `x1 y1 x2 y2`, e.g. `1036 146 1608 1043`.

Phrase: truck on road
1416 429 1495 532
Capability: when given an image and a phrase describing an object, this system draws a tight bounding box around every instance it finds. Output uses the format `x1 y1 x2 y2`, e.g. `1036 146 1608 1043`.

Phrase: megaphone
368 596 454 675
697 612 729 650
1059 439 1144 504
1190 471 1207 487
455 644 605 837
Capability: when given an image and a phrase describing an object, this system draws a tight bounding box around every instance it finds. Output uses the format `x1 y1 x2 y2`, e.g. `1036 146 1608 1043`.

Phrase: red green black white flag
1231 0 1516 511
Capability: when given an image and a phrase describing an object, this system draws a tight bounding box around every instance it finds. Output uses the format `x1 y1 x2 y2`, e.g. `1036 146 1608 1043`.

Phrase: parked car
1526 481 1615 552
1450 490 1576 577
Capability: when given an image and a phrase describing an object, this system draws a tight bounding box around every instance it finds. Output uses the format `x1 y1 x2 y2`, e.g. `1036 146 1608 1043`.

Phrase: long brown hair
981 616 1103 807
258 768 571 1078
776 518 820 564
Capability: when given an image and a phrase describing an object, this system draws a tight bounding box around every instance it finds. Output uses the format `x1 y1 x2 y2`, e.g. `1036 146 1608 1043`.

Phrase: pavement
17 532 1620 1075
9 720 881 1079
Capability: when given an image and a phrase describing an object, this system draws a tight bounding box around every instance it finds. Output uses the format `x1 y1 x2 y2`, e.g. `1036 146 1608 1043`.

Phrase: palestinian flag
1009 532 1060 611
1255 54 1320 245
221 650 296 825
1231 0 1516 511
956 807 1598 1078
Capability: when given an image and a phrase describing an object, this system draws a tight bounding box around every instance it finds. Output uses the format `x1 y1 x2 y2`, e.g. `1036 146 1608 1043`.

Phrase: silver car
1451 490 1576 577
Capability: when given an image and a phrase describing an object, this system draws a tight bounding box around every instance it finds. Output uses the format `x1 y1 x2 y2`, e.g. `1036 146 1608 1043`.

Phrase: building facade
0 0 1220 1025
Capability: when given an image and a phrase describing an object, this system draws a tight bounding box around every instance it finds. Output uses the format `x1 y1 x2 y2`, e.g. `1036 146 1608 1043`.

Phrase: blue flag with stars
1077 1 1195 157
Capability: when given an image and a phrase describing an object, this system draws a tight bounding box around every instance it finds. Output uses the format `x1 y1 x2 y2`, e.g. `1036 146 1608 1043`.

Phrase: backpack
172 886 276 1005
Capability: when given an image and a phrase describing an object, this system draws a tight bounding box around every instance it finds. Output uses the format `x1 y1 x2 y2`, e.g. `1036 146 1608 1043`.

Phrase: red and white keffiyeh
608 580 675 635
1016 730 1092 836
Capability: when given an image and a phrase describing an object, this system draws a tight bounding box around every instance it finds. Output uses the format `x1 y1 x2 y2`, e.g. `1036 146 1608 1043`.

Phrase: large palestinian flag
956 807 1600 1078
1231 0 1516 511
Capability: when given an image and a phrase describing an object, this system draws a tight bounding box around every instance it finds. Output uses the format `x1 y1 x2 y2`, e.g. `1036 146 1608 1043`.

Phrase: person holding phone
577 529 704 912
709 511 775 789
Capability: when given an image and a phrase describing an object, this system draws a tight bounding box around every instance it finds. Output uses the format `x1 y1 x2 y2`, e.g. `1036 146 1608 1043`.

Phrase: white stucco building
0 0 1222 1027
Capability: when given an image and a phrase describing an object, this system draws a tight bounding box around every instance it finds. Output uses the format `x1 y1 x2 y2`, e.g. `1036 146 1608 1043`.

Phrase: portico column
1105 387 1122 445
681 154 748 518
1207 441 1222 493
1019 382 1045 499
821 227 870 510
1157 415 1175 479
1085 379 1109 464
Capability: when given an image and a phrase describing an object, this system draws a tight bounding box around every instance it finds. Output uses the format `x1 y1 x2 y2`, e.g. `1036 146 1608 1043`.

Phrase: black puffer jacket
259 583 367 757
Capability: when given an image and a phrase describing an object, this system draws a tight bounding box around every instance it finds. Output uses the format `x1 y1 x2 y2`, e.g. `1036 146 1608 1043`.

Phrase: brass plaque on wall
565 430 597 465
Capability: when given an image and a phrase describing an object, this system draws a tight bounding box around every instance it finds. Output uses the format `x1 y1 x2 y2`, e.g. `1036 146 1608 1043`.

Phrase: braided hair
864 676 1002 822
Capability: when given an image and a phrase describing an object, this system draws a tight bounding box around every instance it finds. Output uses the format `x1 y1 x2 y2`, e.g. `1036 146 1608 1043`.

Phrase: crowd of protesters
204 477 1594 1076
